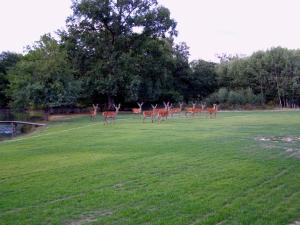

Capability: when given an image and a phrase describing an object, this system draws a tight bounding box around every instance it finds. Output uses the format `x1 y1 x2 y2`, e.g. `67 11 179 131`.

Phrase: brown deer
193 102 206 116
185 103 196 117
197 102 206 117
157 102 171 123
90 104 98 120
170 103 183 117
102 104 121 125
143 104 157 123
132 102 144 118
206 104 218 118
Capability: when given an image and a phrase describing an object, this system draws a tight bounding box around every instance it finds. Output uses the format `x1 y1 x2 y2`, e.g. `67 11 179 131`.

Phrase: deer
157 102 171 123
170 103 183 117
143 104 157 123
206 104 218 118
102 104 121 125
193 102 206 116
90 104 98 120
132 102 144 118
185 103 196 117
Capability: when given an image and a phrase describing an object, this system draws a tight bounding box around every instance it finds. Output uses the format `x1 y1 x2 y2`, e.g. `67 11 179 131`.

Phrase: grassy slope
0 112 300 225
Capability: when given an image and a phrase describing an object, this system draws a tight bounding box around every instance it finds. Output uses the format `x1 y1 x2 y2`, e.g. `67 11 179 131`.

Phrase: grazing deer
185 103 196 117
207 104 218 118
90 104 98 120
143 104 157 123
102 104 121 125
132 102 144 118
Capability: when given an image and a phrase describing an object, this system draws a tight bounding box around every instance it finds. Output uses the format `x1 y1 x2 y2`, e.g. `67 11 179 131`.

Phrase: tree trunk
259 75 265 105
107 96 115 110
275 75 282 108
44 108 49 121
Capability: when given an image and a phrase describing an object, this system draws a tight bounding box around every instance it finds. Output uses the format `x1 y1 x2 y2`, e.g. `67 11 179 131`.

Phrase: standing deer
207 104 218 118
132 102 144 118
170 102 183 117
90 104 98 120
199 102 206 117
102 104 121 125
157 102 171 123
193 102 206 116
185 103 196 117
143 104 157 123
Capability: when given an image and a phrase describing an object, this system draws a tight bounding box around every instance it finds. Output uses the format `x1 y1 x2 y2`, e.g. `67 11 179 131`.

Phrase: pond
0 109 45 141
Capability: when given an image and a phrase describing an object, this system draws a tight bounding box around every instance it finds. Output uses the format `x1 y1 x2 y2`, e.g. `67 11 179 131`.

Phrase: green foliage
63 0 178 106
0 52 22 107
186 59 218 101
206 87 262 107
216 47 300 107
7 34 81 110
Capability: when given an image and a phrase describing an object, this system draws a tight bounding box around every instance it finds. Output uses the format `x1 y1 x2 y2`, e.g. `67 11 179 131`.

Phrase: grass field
1 111 300 225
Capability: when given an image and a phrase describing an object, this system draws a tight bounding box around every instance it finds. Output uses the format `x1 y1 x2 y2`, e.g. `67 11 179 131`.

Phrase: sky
1 0 300 62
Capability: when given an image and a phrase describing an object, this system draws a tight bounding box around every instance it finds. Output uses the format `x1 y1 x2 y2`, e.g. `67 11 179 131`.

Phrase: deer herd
90 102 218 125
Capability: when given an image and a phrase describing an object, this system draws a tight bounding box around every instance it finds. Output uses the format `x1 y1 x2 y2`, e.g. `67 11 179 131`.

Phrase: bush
205 87 264 108
217 88 229 103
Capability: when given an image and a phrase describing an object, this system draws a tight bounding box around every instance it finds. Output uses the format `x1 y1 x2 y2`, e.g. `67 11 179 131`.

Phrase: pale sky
1 0 300 62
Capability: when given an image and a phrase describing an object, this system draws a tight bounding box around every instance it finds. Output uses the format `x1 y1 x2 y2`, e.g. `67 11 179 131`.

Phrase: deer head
113 104 121 113
179 102 183 110
151 104 158 110
192 102 196 109
137 102 144 109
92 104 99 110
163 101 170 110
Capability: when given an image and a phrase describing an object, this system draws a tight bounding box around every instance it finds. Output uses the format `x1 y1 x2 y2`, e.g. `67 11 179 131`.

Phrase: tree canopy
7 35 81 110
2 1 300 110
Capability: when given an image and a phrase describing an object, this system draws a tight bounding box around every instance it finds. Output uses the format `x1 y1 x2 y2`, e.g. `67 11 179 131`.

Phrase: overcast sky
1 0 300 62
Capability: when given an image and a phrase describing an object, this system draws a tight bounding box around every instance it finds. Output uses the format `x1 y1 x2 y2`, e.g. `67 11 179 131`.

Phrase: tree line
0 0 299 111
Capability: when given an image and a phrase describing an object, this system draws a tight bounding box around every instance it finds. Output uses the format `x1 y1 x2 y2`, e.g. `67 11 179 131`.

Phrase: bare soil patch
66 210 113 225
49 114 88 121
255 136 300 158
288 220 300 225
255 136 300 143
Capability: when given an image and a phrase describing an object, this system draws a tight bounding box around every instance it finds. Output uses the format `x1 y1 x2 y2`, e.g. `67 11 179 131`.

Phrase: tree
0 52 22 107
187 59 218 101
7 34 81 116
63 0 177 107
215 47 300 107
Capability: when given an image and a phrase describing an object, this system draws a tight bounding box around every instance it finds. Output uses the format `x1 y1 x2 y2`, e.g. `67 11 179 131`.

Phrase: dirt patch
255 136 300 158
288 220 300 225
67 210 113 225
49 114 88 121
255 136 300 143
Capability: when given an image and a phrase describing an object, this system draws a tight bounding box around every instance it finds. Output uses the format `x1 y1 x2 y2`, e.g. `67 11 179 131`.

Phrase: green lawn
1 111 300 225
